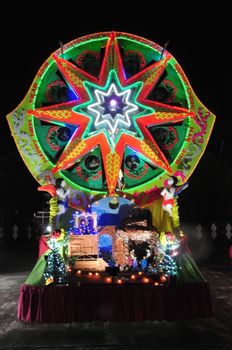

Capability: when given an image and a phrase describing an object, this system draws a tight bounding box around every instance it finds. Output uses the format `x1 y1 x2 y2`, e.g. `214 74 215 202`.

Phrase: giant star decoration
29 32 196 195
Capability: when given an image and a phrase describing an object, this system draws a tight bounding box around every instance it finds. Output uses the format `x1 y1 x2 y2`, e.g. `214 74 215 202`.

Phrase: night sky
0 9 228 222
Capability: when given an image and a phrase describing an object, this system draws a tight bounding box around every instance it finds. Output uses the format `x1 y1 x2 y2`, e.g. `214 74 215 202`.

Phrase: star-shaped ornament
78 70 151 146
27 32 195 195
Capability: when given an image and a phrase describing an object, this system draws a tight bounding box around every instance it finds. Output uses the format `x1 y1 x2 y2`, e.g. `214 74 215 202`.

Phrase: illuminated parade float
6 32 215 322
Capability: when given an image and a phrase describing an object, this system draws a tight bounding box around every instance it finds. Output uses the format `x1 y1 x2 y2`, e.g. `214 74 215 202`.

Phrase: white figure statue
160 177 176 217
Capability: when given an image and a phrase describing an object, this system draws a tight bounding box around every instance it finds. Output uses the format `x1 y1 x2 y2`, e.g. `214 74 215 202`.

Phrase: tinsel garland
49 196 58 228
172 197 180 228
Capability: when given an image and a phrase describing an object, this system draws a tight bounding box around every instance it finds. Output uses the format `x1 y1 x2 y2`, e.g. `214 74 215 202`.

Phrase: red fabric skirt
18 282 212 323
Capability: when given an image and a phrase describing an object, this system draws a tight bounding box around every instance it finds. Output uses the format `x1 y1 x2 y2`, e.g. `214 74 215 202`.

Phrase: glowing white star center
87 83 138 135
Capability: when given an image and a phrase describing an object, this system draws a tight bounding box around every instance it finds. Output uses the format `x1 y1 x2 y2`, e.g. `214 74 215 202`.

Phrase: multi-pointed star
87 81 137 138
28 32 194 194
77 70 152 147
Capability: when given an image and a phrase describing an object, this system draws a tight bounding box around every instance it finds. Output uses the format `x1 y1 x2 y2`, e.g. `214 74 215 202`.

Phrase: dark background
0 8 228 232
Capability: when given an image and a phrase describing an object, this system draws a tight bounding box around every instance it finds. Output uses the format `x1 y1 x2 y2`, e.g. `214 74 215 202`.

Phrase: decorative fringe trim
172 197 180 228
49 196 58 228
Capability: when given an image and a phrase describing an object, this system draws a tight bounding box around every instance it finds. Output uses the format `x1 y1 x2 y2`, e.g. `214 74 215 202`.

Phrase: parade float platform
18 275 212 323
6 30 216 325
18 218 213 323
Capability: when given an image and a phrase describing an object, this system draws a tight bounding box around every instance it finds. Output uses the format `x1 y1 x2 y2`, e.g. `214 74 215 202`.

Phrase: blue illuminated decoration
69 211 98 235
99 234 113 262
